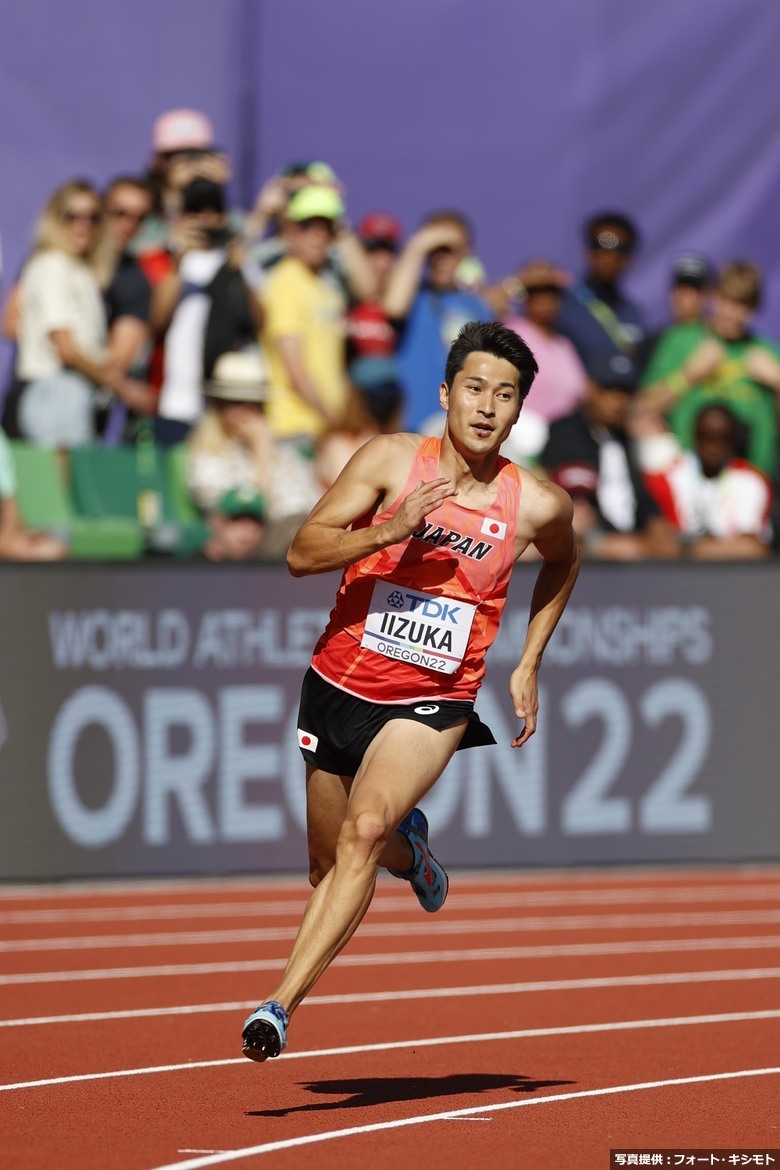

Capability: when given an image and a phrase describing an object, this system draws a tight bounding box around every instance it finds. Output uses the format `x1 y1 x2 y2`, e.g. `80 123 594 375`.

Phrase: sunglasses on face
61 210 101 225
107 207 148 224
296 217 337 235
525 283 563 296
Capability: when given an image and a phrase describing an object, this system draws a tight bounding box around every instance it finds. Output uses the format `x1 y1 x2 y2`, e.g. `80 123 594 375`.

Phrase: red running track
2 866 780 1170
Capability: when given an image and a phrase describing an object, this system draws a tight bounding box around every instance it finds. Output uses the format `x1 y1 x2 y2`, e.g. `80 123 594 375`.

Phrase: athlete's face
440 351 522 454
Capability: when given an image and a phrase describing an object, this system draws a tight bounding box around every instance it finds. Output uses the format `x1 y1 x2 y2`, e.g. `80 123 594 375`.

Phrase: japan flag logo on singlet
481 517 507 540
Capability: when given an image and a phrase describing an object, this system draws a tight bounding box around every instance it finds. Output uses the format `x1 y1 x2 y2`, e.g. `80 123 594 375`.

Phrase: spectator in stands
243 161 376 309
186 350 318 561
636 252 714 372
346 212 402 362
261 184 350 453
542 352 680 560
495 260 587 467
638 261 780 476
313 355 404 492
0 425 66 560
10 180 148 448
664 252 714 328
153 178 261 445
638 403 772 559
134 108 232 256
383 210 491 433
505 259 588 424
555 211 646 366
102 176 156 441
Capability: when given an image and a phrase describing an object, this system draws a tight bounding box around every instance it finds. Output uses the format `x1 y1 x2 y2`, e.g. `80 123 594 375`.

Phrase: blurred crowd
1 106 778 564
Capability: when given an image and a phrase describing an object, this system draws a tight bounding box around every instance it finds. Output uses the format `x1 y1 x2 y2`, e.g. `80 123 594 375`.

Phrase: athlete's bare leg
305 765 416 887
265 717 467 1016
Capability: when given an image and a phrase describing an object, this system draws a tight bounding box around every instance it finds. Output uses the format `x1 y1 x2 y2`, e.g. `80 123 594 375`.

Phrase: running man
242 320 580 1060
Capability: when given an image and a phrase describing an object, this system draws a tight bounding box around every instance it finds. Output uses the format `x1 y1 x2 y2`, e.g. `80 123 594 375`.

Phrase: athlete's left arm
509 479 580 748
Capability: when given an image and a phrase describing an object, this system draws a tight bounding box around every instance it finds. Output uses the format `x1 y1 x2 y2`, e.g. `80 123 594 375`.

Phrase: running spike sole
241 1018 283 1062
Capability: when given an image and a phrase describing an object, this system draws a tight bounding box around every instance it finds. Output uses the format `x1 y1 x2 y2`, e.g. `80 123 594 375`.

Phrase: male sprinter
242 320 580 1060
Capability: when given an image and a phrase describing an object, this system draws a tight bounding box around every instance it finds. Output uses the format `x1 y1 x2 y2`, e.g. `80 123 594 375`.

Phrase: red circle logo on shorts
301 735 312 746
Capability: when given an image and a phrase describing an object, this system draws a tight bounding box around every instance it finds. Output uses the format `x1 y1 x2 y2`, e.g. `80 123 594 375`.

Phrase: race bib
361 580 476 675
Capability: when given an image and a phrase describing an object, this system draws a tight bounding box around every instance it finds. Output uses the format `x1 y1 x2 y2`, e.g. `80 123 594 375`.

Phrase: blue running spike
389 807 449 913
241 1000 288 1062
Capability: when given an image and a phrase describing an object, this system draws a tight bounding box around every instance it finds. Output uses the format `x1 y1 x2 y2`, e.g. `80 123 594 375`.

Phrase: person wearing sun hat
504 258 587 429
260 185 351 450
186 349 318 560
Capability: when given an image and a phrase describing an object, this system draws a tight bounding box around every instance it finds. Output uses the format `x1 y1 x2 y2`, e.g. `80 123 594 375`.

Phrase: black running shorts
296 667 496 777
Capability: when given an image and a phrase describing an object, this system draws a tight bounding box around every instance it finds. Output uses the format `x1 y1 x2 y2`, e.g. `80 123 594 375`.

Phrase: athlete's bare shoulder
303 431 424 532
343 431 421 490
514 465 575 549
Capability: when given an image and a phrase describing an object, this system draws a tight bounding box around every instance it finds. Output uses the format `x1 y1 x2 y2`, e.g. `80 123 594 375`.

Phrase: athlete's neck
438 429 501 488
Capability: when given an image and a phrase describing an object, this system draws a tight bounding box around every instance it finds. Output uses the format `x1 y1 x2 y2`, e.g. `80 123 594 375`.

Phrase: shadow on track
247 1072 575 1117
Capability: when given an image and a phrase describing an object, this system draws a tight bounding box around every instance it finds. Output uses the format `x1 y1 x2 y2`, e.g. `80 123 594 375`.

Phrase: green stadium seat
10 442 144 560
69 444 206 557
165 444 210 555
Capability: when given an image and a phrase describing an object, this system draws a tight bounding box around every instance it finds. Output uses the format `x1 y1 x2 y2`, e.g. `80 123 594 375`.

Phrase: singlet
311 436 522 704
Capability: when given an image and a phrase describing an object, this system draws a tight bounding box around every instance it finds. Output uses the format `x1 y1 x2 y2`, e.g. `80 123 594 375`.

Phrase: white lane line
2 1011 779 1094
6 883 780 925
4 934 780 986
146 1066 780 1169
6 908 780 953
5 977 780 1031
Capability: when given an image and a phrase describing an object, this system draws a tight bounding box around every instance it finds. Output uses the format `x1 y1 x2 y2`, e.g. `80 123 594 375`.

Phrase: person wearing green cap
260 185 352 452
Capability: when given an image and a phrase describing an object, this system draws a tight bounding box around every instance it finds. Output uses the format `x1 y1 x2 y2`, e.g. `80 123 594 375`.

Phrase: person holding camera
153 178 261 445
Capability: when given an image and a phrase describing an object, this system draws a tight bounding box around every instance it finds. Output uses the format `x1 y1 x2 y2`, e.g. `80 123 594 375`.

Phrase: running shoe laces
241 999 288 1062
389 807 449 913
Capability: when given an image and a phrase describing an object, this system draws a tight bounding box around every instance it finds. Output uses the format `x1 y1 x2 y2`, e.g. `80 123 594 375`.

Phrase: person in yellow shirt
261 185 349 451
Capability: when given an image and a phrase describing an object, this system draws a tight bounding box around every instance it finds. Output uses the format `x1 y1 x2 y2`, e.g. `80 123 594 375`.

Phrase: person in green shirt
638 262 780 475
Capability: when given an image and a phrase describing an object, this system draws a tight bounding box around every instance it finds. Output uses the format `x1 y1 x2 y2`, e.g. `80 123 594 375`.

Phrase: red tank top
311 436 521 703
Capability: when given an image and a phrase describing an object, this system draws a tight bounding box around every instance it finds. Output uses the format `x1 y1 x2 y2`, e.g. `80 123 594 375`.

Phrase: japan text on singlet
310 436 522 703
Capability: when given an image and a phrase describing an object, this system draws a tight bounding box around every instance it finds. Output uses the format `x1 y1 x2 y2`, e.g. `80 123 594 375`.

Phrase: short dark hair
444 321 538 400
105 175 152 201
584 210 640 251
694 402 739 439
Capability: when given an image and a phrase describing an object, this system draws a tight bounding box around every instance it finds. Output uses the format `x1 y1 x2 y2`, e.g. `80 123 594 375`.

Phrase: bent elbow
286 546 304 577
286 541 311 577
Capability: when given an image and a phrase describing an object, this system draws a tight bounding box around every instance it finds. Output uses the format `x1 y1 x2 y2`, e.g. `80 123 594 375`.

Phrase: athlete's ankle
383 831 414 876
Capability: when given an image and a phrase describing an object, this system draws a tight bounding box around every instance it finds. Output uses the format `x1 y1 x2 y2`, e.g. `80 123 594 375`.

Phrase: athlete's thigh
347 717 467 830
306 764 353 876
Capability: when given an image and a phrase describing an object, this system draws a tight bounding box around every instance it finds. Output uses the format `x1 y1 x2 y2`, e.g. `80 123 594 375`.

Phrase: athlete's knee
338 808 392 867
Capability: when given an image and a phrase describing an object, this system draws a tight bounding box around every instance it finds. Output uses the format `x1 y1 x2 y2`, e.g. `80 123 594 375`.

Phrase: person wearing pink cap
132 108 232 259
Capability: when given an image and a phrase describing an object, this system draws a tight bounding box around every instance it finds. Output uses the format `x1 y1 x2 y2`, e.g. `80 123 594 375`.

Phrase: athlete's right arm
287 434 457 576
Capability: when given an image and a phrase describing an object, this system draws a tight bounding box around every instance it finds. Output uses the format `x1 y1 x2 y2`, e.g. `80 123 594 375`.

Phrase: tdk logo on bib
394 591 462 623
